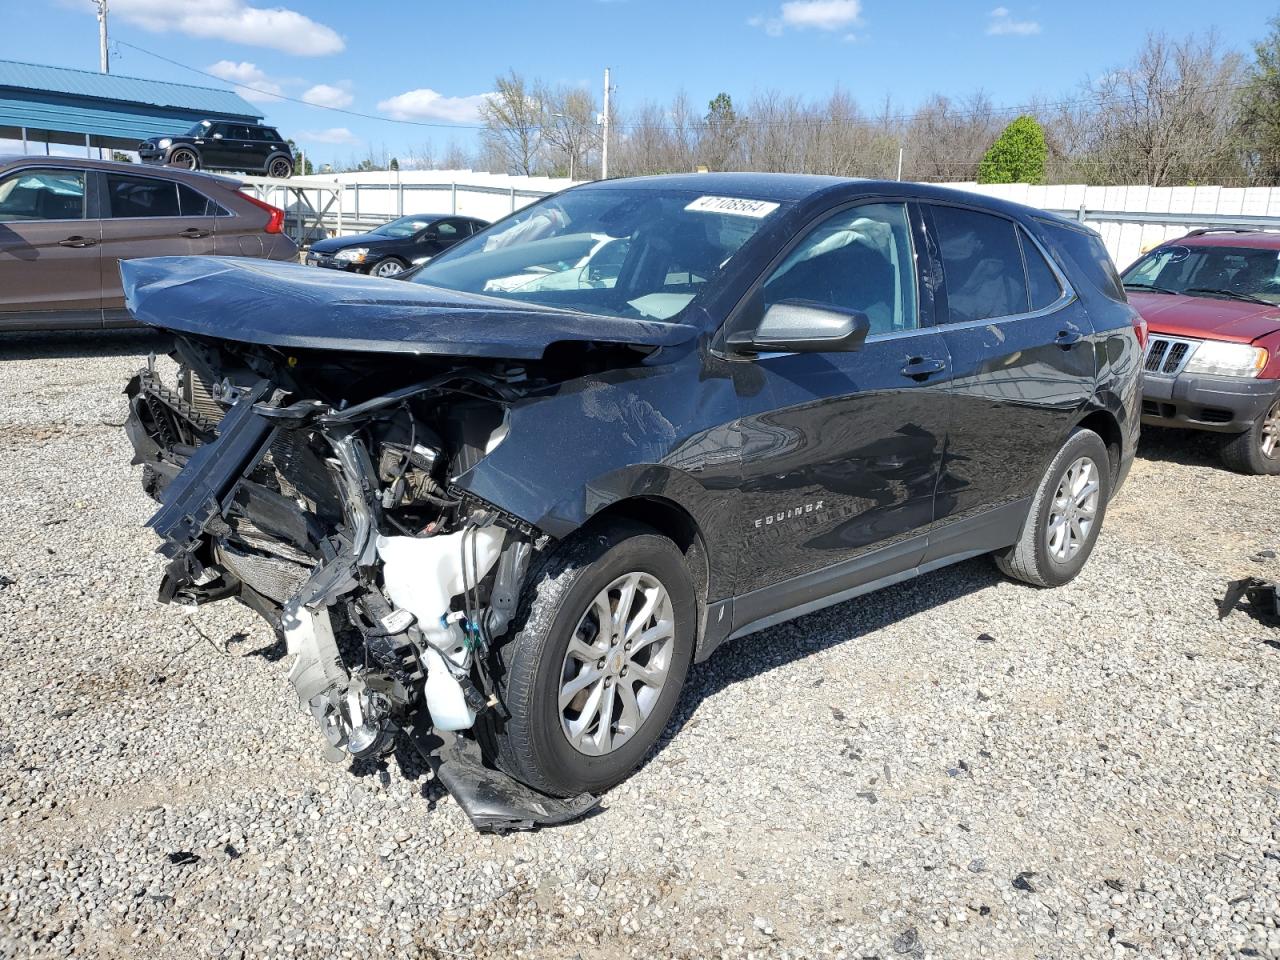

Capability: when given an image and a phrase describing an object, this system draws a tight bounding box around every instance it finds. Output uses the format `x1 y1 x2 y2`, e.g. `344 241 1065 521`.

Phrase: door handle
58 236 97 248
900 356 946 381
179 228 211 238
1054 329 1083 348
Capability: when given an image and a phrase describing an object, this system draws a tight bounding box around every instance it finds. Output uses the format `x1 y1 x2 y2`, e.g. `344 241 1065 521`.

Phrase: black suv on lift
139 120 294 178
121 174 1142 831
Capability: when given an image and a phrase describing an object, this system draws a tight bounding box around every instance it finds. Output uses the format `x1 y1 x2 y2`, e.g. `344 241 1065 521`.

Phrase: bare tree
540 83 598 180
480 71 546 175
1081 32 1243 185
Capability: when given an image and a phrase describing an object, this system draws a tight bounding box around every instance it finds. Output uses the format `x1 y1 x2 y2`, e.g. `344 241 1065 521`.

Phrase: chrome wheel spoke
629 618 674 656
592 681 618 753
559 665 602 709
628 658 670 689
616 681 643 736
565 680 606 748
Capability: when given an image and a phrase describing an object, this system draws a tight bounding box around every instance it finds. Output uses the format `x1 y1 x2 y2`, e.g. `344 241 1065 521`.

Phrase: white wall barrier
265 171 1280 269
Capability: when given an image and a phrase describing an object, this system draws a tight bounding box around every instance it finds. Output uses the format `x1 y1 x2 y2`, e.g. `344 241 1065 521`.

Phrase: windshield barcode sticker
685 196 780 218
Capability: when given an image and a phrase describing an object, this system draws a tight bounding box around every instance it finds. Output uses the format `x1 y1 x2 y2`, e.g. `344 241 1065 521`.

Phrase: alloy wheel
1046 456 1100 563
558 571 675 757
1261 400 1280 460
269 158 292 178
169 150 197 170
373 259 404 278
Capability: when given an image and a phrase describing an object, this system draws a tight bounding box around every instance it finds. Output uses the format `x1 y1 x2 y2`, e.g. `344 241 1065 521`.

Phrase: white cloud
297 127 360 145
987 7 1041 35
780 0 861 30
377 89 494 124
750 0 861 37
206 60 284 103
110 0 343 56
302 83 353 109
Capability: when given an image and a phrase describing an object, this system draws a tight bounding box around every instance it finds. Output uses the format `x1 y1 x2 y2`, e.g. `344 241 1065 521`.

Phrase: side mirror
212 133 224 140
727 299 871 354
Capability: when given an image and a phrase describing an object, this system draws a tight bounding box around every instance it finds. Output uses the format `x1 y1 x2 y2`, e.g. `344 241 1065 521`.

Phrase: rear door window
1020 229 1064 311
0 168 86 221
929 205 1029 323
1037 219 1126 302
106 175 181 218
177 183 224 217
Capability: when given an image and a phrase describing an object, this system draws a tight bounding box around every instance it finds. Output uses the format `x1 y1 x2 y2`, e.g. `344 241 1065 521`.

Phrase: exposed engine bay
124 334 612 831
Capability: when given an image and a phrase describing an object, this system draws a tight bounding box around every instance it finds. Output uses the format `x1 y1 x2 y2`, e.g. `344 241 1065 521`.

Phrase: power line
112 36 1253 142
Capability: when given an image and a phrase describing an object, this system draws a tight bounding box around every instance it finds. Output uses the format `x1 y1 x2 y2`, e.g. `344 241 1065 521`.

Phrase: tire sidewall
371 258 406 278
1233 402 1280 475
518 532 695 796
1029 430 1111 586
168 148 199 170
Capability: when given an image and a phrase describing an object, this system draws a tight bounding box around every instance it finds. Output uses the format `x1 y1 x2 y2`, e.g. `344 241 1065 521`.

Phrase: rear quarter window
1036 220 1126 303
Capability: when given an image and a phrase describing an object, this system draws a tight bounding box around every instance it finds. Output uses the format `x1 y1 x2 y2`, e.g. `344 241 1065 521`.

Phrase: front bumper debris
1142 373 1279 433
126 346 597 833
1219 576 1280 626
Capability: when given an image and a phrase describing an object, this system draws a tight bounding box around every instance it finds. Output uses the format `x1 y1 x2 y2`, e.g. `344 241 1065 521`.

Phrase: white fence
249 171 1280 267
945 183 1280 269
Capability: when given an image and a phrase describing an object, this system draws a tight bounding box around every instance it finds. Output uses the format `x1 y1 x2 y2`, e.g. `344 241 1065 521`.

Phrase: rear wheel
168 148 198 170
995 428 1111 588
268 156 293 179
1219 398 1280 475
490 523 695 797
371 257 406 278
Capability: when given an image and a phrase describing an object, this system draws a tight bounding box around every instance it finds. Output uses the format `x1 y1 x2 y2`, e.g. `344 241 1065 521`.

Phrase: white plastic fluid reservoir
422 646 476 730
375 527 506 648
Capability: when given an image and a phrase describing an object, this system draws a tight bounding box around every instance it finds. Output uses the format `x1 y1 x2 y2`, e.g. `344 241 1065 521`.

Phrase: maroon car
0 156 297 332
1122 229 1280 474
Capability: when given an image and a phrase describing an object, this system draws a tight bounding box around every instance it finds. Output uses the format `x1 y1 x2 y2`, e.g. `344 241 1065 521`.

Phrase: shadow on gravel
0 329 171 360
658 555 1002 757
1135 425 1229 470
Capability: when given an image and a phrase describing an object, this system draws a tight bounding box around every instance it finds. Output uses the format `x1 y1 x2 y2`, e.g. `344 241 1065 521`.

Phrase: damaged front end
125 337 596 831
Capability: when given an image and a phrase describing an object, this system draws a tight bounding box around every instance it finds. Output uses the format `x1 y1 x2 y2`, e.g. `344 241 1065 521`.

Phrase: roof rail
1184 227 1261 237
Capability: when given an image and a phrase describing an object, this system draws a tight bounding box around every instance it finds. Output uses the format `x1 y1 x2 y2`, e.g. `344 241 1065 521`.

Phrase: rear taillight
239 191 285 234
1132 310 1148 349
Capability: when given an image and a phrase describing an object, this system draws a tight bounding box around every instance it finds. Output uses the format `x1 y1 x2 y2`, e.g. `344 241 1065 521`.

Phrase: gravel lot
0 331 1276 960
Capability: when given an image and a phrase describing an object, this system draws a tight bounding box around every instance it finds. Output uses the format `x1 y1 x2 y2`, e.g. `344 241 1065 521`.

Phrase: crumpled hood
120 256 698 359
1128 291 1280 344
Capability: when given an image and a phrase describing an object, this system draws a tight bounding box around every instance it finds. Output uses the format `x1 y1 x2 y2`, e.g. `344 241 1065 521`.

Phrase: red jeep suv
1122 229 1280 474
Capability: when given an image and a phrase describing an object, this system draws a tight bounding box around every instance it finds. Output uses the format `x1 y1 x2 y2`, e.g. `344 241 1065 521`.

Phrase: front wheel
167 148 198 170
490 523 695 797
995 428 1111 588
370 257 406 278
1219 397 1280 475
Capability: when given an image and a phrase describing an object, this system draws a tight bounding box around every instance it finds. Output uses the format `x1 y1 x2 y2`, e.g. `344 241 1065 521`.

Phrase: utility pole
94 0 110 73
896 145 904 181
600 67 611 181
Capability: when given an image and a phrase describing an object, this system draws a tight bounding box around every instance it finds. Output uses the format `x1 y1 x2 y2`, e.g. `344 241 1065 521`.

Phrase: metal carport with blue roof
0 59 263 155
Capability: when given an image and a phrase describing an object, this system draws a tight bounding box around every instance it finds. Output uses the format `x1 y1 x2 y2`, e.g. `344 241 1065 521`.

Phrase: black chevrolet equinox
122 174 1142 831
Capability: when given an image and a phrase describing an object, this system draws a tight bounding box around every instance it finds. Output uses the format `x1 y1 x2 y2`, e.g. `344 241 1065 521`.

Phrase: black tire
267 156 294 179
995 428 1112 588
1218 397 1280 475
167 148 199 171
369 257 407 279
490 522 695 797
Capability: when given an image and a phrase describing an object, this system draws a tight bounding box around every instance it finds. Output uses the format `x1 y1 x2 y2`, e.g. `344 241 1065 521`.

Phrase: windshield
185 121 213 137
1123 242 1280 304
372 215 435 239
410 187 784 321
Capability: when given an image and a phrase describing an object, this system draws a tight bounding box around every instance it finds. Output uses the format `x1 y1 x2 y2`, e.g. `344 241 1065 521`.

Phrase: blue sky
10 0 1279 167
